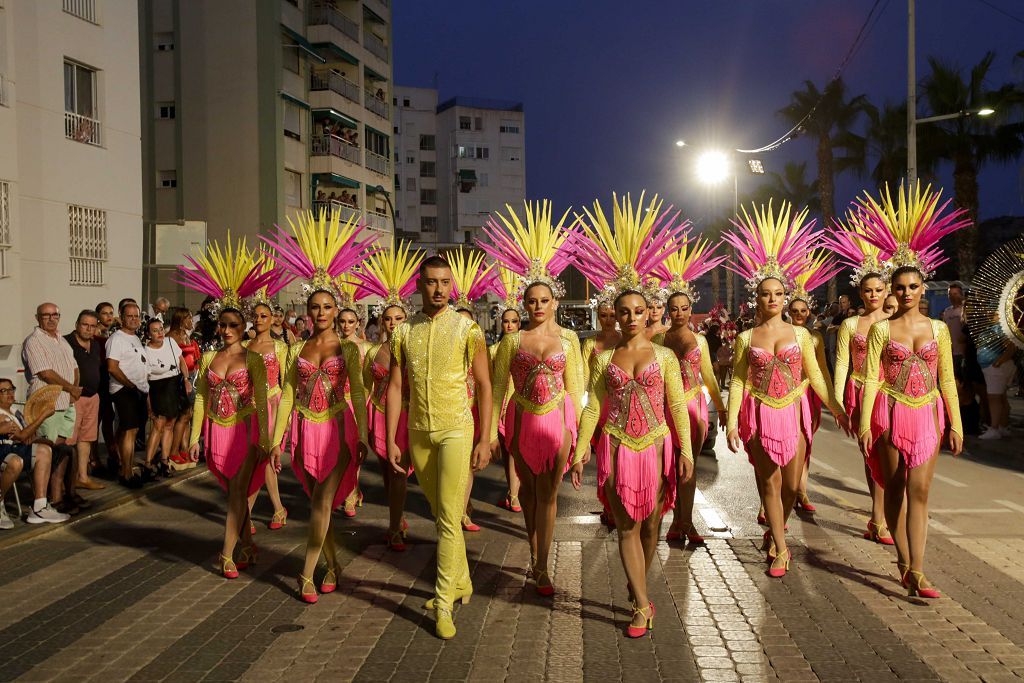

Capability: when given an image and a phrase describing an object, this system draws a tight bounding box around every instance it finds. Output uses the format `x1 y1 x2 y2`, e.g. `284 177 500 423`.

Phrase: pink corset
296 355 346 412
851 334 868 375
467 366 475 399
262 352 281 390
748 345 803 399
369 361 388 406
678 346 702 394
883 340 938 399
511 349 567 407
605 361 666 440
207 368 253 420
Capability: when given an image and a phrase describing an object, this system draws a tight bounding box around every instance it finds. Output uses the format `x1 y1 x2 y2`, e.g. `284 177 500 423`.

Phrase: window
474 116 483 131
406 177 416 191
283 101 302 140
478 172 488 187
420 189 436 205
394 126 399 134
419 134 435 151
64 60 100 145
394 175 401 190
366 128 389 156
476 146 489 160
403 98 410 107
459 116 471 131
68 204 107 286
285 169 302 207
155 32 174 51
406 155 415 164
420 161 435 178
457 145 488 159
500 120 520 134
62 0 97 23
421 216 437 233
0 180 10 278
158 170 177 188
282 39 299 74
502 147 522 162
157 103 175 119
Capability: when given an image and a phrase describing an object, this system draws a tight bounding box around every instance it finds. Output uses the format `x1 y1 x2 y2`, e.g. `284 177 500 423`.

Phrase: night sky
393 0 1024 230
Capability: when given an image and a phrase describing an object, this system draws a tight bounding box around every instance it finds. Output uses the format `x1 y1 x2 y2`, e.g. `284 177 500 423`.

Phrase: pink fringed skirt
595 433 676 523
368 402 410 470
805 390 822 460
505 397 577 476
843 379 863 437
867 395 945 488
738 391 812 468
670 394 709 450
204 414 265 497
290 410 359 510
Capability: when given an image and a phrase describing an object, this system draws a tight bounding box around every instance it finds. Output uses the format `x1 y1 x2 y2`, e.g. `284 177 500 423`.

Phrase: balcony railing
363 31 388 63
364 90 389 119
310 70 360 105
65 112 102 146
311 134 361 164
309 1 359 40
63 0 97 23
365 210 391 233
365 150 390 175
313 200 360 222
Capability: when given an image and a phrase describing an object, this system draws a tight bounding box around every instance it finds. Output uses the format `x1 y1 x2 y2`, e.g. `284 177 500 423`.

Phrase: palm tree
746 161 821 212
840 101 910 190
779 78 869 298
921 51 1024 280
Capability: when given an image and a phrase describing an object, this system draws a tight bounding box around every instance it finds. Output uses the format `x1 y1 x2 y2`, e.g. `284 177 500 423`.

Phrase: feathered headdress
966 235 1024 352
246 253 290 315
851 181 971 281
447 246 494 312
491 266 522 316
177 233 280 316
654 234 727 304
790 250 842 309
568 192 688 307
261 207 376 301
355 240 424 318
721 200 817 299
477 200 573 302
823 205 892 287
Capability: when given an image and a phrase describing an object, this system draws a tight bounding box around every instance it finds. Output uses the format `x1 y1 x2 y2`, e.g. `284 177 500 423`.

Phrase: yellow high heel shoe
236 544 257 570
423 584 473 610
435 606 456 640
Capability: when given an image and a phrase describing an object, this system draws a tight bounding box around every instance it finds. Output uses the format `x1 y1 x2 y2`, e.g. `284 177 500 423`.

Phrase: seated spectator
0 378 69 527
65 310 106 492
106 303 149 488
142 319 188 479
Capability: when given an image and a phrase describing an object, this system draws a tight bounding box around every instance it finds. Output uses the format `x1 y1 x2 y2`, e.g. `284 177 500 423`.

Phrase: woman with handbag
143 318 190 479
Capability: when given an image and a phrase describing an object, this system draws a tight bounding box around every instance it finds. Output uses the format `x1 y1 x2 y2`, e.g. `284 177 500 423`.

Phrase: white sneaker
25 504 70 524
1000 426 1013 436
0 505 12 530
978 427 1002 441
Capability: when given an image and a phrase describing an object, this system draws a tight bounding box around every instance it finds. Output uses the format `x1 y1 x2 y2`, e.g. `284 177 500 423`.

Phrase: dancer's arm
858 321 887 453
574 352 607 466
934 320 963 455
248 349 271 455
800 328 845 430
726 331 750 448
188 351 214 452
564 330 585 428
698 334 726 415
833 316 853 409
812 330 834 399
343 341 369 455
662 349 693 468
488 333 516 444
469 325 493 471
385 325 407 473
270 343 299 450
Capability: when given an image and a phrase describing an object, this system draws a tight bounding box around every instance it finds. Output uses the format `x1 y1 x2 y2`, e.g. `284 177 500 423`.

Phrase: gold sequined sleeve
573 350 610 466
833 316 855 409
652 332 666 345
248 349 271 452
812 330 834 404
188 351 215 448
727 331 751 433
581 337 597 391
489 332 518 442
859 320 888 438
660 346 693 463
563 329 585 425
271 342 301 449
362 342 381 402
935 320 964 439
343 340 369 446
799 327 838 414
390 323 407 370
698 334 726 414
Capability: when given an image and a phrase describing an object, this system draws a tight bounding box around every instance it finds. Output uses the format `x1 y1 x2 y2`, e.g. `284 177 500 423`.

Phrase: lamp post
693 149 740 309
373 184 397 243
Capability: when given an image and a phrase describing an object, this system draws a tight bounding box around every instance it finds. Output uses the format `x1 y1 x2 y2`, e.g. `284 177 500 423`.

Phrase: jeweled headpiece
721 200 817 300
491 267 523 317
447 246 494 312
966 235 1024 352
176 233 281 316
852 181 971 281
477 200 573 302
568 192 688 308
654 234 727 305
790 250 842 309
260 207 376 301
823 205 892 287
354 240 424 319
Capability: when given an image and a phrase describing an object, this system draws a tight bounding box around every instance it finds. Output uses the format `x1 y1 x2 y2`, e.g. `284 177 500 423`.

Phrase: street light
908 107 997 184
695 150 731 186
675 139 687 148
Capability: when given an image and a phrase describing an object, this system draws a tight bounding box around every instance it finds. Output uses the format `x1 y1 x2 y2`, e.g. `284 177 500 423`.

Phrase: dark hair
143 317 164 341
613 290 647 308
419 255 452 276
117 298 137 314
523 281 554 299
859 273 884 287
168 307 192 332
948 281 965 293
76 309 98 325
0 377 13 389
667 292 691 307
95 301 114 314
306 289 337 306
890 265 923 282
121 302 141 316
455 306 473 315
500 308 521 321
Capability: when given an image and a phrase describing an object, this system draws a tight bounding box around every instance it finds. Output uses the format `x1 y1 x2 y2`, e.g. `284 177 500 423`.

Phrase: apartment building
139 0 395 309
394 91 525 247
0 0 144 347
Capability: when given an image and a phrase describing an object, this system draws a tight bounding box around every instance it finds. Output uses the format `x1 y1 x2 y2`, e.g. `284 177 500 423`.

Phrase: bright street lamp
695 150 731 186
675 139 687 148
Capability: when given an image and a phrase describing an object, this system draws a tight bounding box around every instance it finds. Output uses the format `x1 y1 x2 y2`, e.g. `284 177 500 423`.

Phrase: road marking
932 473 967 488
811 459 840 473
699 507 730 533
930 508 1014 514
559 515 604 525
928 518 962 536
995 499 1024 514
694 488 707 505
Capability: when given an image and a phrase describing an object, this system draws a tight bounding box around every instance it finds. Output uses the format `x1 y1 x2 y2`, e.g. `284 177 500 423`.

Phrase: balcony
65 112 102 146
62 0 97 23
311 70 360 105
364 210 392 234
313 200 360 223
364 90 389 119
309 1 359 41
365 150 390 176
312 134 361 164
363 31 388 63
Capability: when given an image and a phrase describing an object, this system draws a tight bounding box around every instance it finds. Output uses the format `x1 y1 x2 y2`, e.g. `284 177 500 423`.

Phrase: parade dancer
335 280 370 518
823 214 896 543
355 240 423 551
448 246 495 533
581 300 621 529
480 200 585 596
491 267 523 513
262 209 372 604
723 202 848 578
570 192 693 638
653 236 728 544
386 254 492 640
856 183 967 597
786 253 840 514
178 236 280 579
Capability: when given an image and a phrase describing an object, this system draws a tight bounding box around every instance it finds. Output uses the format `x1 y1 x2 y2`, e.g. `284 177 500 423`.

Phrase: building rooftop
437 96 524 113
